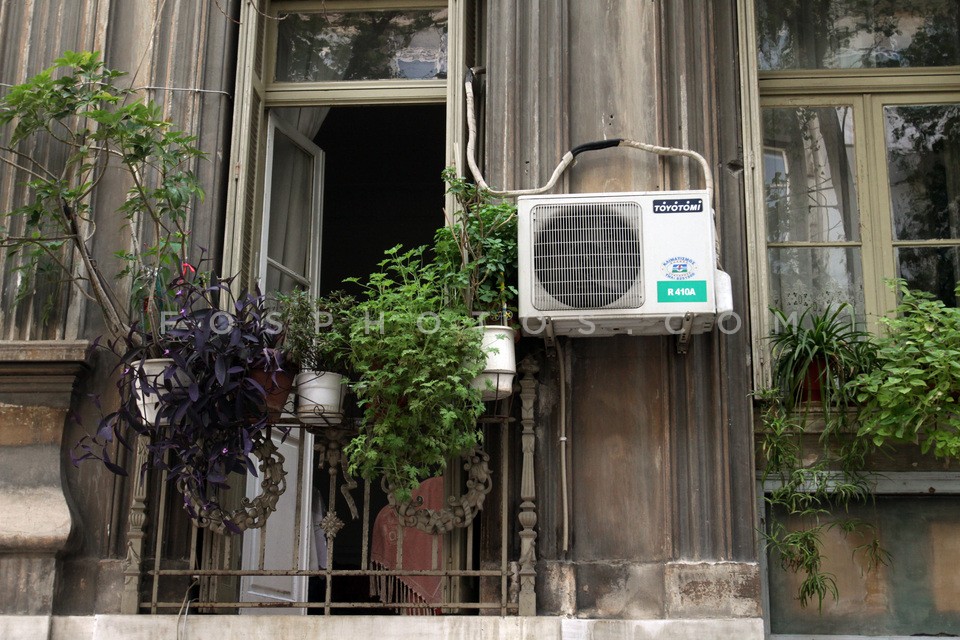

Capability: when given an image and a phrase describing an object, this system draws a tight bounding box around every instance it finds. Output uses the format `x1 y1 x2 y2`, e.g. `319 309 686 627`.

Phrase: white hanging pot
296 371 345 425
133 358 185 425
471 325 517 401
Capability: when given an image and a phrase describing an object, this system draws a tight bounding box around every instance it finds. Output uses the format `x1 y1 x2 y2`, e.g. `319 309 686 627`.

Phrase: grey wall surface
484 0 759 618
0 0 238 614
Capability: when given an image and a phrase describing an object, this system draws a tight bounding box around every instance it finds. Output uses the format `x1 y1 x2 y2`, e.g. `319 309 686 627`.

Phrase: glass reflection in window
756 0 960 71
275 10 448 82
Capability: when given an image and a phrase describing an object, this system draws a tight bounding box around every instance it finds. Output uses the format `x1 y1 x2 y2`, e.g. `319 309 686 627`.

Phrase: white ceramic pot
296 371 345 425
133 358 185 425
471 325 517 401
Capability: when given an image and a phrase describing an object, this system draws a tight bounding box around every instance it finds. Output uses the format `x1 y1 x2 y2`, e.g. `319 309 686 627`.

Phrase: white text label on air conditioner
652 198 703 214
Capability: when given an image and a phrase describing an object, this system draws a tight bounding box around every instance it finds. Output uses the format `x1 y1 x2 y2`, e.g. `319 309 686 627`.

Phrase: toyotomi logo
653 198 703 214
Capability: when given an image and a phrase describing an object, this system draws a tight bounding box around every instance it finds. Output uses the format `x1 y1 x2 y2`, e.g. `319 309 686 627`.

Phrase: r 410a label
653 198 703 214
657 280 708 302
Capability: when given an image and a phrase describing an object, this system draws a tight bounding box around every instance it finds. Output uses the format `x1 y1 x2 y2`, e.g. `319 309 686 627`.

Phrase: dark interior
308 104 447 611
314 104 447 294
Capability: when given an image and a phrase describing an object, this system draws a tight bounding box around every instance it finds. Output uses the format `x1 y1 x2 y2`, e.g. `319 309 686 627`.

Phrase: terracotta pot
250 367 296 420
801 357 827 404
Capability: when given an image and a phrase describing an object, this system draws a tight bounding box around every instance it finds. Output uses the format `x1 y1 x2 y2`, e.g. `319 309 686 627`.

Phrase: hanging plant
343 245 486 502
73 273 288 533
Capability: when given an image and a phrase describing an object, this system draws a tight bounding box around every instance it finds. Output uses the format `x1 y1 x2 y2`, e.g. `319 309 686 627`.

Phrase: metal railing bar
148 568 509 577
142 600 520 610
150 465 170 614
500 420 509 616
293 430 306 571
361 479 371 570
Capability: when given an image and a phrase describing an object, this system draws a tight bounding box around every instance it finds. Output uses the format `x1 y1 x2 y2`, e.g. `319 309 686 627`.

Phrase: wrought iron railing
120 358 540 616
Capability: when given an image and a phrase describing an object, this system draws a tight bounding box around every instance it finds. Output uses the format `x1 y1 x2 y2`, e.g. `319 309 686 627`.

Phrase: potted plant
344 245 486 502
434 168 519 400
1 52 214 446
768 303 873 416
73 275 289 533
758 304 884 609
276 289 355 425
850 280 960 460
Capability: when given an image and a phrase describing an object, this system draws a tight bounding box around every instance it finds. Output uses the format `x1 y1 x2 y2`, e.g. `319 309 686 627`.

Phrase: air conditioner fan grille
532 202 643 310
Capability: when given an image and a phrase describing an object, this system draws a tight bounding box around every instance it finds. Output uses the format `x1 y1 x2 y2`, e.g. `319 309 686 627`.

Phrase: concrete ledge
0 615 765 640
0 487 72 549
0 340 89 408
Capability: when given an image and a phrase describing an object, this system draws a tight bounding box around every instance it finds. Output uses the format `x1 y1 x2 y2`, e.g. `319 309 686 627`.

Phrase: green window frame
739 0 960 386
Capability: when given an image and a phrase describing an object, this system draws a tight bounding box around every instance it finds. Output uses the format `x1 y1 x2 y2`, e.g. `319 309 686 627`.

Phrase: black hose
570 139 624 157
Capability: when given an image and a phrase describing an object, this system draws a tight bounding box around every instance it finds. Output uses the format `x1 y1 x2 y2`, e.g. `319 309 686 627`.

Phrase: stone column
0 342 88 614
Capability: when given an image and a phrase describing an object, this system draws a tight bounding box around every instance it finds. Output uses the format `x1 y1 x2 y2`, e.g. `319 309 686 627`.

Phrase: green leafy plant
757 388 889 611
0 50 204 339
343 245 486 502
759 305 886 610
275 289 355 375
851 279 960 459
769 304 874 417
434 167 518 322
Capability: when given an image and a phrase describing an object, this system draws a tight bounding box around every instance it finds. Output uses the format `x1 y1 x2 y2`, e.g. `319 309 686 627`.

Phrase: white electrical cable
463 71 722 557
465 78 575 197
464 72 715 209
464 72 721 266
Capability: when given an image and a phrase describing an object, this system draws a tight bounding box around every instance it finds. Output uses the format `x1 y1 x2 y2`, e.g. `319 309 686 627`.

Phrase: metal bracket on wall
544 318 556 348
676 312 695 355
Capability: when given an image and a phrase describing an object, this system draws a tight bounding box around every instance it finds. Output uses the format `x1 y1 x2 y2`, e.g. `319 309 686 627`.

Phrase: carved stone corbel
0 341 89 615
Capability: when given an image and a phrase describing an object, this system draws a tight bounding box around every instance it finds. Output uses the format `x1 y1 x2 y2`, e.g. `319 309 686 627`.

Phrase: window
223 0 470 289
741 0 960 383
742 2 960 636
219 0 478 613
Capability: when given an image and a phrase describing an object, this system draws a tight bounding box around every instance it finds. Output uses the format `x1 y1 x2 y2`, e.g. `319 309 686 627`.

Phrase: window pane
768 496 960 635
769 246 865 317
897 246 960 306
266 129 313 278
265 264 303 296
757 0 960 70
763 107 860 243
275 10 448 82
885 104 960 241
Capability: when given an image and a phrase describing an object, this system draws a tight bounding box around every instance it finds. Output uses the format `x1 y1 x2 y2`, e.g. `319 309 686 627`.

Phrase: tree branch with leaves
0 50 204 342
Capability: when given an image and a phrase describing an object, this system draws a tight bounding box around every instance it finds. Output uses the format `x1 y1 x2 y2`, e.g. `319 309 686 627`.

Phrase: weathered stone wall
0 0 238 615
484 0 760 619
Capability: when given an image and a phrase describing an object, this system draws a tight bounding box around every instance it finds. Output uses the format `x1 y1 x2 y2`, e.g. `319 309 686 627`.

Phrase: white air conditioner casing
518 189 724 337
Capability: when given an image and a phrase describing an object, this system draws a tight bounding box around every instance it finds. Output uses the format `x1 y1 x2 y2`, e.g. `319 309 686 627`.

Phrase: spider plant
768 304 875 417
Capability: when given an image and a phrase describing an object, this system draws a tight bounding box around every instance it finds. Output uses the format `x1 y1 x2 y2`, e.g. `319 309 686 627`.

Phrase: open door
239 111 325 614
239 427 314 613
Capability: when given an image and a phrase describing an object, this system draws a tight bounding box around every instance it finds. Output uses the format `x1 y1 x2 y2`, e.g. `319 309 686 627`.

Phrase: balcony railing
118 358 540 616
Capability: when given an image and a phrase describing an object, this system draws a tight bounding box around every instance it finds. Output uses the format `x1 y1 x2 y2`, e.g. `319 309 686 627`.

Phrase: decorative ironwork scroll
177 431 287 534
388 447 494 535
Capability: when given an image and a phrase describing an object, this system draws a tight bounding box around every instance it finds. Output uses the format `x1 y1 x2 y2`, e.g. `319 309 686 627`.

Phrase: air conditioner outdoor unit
518 189 731 338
